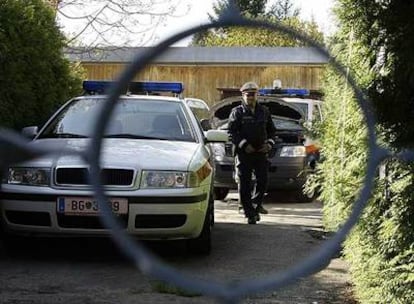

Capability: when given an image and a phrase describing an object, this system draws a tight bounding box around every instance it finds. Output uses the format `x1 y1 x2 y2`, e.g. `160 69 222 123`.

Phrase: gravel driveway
0 192 356 304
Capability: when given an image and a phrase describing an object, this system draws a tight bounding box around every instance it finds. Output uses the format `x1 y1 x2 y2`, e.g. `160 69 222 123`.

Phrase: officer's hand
245 144 255 154
258 143 272 153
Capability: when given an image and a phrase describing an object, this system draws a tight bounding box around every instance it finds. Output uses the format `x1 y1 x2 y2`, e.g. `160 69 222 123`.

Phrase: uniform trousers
235 154 269 218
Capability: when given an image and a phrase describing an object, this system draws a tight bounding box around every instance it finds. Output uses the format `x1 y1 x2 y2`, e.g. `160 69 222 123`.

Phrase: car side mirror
200 119 212 131
204 130 228 143
21 126 38 139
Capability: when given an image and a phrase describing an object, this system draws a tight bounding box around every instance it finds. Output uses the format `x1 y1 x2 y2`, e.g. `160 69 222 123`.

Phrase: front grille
280 135 300 143
219 164 233 172
101 169 134 185
5 211 51 226
55 168 134 186
135 214 186 228
57 214 128 229
56 168 88 185
277 132 303 144
224 143 234 156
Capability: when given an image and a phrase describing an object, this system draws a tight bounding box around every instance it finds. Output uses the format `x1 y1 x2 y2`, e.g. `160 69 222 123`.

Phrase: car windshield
39 97 196 142
216 117 302 131
272 117 303 131
288 102 308 119
288 101 323 123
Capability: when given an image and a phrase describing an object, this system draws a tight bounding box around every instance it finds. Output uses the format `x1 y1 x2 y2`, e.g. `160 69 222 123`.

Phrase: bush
0 0 83 130
344 160 414 303
311 1 414 302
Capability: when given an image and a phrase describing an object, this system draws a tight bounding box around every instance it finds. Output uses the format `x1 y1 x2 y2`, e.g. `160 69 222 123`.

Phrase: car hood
209 95 304 127
26 138 201 170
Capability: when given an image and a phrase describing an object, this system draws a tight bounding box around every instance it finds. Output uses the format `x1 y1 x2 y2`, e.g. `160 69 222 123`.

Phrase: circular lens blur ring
86 9 386 302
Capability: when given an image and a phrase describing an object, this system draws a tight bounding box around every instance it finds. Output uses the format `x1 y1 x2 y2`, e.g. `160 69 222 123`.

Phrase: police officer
228 81 277 224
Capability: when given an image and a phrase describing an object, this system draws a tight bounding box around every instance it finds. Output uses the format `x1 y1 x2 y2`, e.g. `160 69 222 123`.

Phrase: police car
0 81 228 254
258 87 323 169
210 87 319 201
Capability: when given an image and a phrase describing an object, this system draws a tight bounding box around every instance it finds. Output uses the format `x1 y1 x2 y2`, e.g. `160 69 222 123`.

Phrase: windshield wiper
40 133 88 138
104 134 168 140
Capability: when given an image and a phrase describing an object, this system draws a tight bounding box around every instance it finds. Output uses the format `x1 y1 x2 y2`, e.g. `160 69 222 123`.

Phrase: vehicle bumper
214 162 237 189
267 160 308 190
213 159 309 191
0 187 209 240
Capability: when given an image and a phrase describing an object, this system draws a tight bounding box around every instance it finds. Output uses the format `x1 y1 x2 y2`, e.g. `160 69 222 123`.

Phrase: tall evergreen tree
210 0 267 19
267 0 300 19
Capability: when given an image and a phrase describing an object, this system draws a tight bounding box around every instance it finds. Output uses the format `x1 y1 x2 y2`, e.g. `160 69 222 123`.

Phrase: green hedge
0 0 83 130
344 160 414 303
310 1 414 303
316 68 414 304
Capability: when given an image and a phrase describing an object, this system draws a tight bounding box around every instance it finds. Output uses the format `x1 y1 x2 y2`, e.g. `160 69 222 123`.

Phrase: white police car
0 81 228 254
210 87 319 202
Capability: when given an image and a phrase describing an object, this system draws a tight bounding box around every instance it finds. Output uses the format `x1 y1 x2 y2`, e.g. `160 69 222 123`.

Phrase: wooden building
66 47 328 106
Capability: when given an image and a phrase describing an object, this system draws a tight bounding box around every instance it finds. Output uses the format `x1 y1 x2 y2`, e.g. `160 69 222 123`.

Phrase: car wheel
0 220 5 240
187 206 212 255
0 232 22 255
214 187 229 201
209 192 215 227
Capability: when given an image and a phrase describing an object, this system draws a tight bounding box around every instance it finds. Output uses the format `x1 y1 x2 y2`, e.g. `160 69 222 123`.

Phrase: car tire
214 187 229 201
209 192 215 227
187 202 212 255
0 220 5 240
0 233 21 255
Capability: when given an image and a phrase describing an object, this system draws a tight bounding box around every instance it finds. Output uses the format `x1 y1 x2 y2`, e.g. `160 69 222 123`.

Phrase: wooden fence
81 63 326 106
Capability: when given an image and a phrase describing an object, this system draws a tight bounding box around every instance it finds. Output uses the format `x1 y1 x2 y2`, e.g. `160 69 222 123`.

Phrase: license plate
57 197 128 216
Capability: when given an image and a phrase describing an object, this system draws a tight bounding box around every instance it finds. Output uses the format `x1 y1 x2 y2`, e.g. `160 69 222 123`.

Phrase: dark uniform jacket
228 103 277 158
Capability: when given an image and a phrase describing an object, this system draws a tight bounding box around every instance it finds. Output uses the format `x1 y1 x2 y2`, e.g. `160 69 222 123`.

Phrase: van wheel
214 187 229 200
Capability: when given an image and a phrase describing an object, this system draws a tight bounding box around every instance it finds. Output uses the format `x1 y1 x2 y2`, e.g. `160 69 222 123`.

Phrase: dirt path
0 193 356 304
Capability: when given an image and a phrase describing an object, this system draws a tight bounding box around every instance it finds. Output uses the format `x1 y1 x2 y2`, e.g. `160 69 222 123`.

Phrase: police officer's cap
240 81 259 92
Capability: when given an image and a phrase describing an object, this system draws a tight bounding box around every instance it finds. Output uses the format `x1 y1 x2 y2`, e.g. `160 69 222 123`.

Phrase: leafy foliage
344 161 414 303
266 0 300 19
315 68 368 231
196 17 323 47
311 0 414 302
192 0 323 47
210 0 267 19
0 0 84 130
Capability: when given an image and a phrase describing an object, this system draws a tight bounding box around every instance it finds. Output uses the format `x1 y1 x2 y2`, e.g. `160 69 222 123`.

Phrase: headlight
211 143 225 156
280 146 306 157
7 168 51 186
140 171 197 188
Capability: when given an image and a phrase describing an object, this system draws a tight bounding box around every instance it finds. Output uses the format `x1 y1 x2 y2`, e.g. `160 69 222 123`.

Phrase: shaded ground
0 192 357 304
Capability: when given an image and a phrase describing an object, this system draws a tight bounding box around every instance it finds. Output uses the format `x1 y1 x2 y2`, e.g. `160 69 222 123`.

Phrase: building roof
65 47 328 65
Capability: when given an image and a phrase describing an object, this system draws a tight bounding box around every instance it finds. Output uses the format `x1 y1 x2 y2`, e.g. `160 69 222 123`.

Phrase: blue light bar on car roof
82 81 184 95
83 81 115 94
128 81 184 94
258 88 310 96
